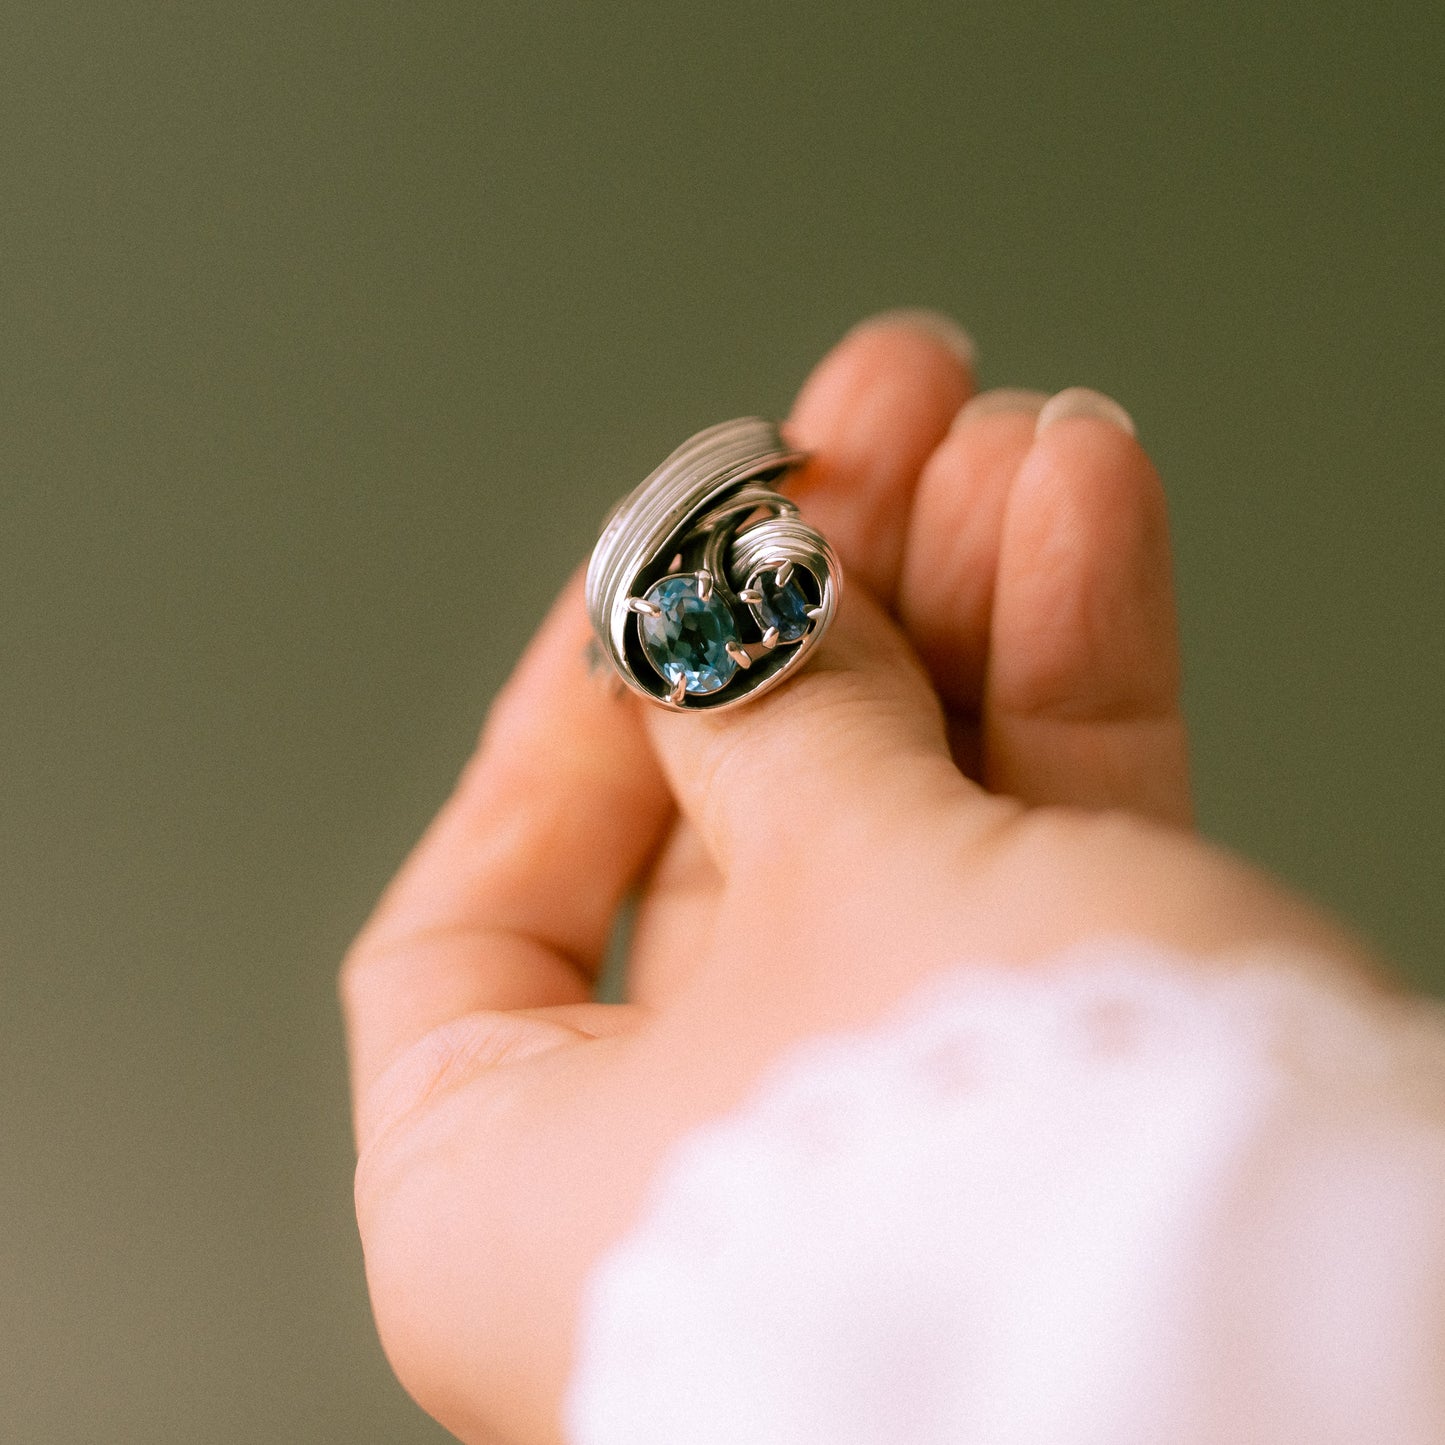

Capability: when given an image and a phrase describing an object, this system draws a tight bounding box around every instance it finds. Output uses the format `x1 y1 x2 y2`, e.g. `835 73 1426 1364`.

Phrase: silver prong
668 673 688 705
761 626 780 649
806 605 826 621
696 569 713 601
774 560 794 588
738 588 764 605
725 640 753 669
626 595 661 617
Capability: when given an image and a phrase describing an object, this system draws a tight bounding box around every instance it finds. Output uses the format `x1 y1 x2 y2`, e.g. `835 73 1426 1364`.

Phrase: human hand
341 314 1374 1444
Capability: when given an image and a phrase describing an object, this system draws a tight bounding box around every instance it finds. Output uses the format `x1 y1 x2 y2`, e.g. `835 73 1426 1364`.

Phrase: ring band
586 418 840 711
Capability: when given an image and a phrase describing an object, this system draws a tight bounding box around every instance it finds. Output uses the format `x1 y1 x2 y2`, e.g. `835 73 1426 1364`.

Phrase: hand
341 315 1373 1445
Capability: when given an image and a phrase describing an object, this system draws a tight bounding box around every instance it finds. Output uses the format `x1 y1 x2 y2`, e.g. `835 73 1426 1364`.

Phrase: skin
340 315 1379 1445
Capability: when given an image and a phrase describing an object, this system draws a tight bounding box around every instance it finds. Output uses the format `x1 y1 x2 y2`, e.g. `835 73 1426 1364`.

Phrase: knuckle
337 927 416 1028
337 935 379 1019
354 1011 577 1173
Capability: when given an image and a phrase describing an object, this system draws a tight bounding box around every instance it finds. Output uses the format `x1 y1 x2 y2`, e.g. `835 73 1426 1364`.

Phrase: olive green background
1 1 1441 1440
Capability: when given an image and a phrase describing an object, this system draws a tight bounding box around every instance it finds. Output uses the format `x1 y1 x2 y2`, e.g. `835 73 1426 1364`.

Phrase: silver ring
586 418 840 711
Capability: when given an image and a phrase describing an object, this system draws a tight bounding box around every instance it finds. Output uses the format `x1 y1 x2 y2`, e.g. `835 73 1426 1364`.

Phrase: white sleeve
566 941 1445 1445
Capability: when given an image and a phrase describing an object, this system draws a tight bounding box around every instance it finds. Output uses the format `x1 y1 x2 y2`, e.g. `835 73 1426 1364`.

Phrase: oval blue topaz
755 567 814 643
638 575 740 695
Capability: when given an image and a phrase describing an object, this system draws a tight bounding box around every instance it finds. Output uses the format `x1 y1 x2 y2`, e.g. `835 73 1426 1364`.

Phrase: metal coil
585 417 840 711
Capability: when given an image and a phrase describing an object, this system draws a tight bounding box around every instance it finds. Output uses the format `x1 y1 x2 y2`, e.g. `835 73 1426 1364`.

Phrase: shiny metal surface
586 418 839 711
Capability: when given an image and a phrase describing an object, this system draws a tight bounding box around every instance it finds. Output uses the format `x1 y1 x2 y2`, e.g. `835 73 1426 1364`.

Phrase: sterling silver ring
585 417 840 711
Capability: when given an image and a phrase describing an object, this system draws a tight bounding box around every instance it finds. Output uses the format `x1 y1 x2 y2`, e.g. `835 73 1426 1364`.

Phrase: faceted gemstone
756 567 814 643
638 575 740 695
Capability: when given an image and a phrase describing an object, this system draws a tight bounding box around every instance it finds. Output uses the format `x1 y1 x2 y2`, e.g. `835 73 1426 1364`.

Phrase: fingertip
843 307 979 371
1035 386 1137 440
997 411 1176 719
985 398 1191 824
953 386 1050 425
787 309 978 455
782 310 977 603
897 398 1043 719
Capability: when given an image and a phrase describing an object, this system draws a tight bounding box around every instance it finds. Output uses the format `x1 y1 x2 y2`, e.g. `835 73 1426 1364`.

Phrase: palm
342 314 1202 1445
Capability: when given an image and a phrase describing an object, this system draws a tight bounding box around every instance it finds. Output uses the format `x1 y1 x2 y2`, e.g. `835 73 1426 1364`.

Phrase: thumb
642 583 980 881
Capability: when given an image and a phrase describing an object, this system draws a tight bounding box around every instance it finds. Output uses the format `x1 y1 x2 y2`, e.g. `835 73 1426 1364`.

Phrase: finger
340 568 672 1110
786 309 976 604
898 387 1049 773
643 586 993 885
624 818 723 1006
626 309 975 1005
984 389 1193 825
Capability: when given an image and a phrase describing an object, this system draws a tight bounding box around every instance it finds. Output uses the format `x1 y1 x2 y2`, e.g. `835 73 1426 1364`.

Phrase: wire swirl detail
585 418 840 710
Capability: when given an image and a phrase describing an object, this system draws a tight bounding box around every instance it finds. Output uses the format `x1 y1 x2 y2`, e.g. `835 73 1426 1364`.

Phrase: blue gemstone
638 575 740 695
756 567 814 643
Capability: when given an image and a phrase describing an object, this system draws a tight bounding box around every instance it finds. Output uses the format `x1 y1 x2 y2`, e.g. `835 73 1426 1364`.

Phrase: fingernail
849 308 977 369
953 387 1050 425
1035 387 1136 439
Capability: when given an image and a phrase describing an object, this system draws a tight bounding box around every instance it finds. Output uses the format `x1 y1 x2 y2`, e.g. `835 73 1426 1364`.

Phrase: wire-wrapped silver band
585 418 840 711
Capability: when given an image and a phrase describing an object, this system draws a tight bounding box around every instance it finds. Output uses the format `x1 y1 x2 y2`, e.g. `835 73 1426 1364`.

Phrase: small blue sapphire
638 575 740 695
755 567 814 643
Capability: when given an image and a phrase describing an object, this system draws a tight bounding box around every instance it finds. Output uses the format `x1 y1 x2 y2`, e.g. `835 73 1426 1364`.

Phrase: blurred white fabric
567 942 1445 1444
